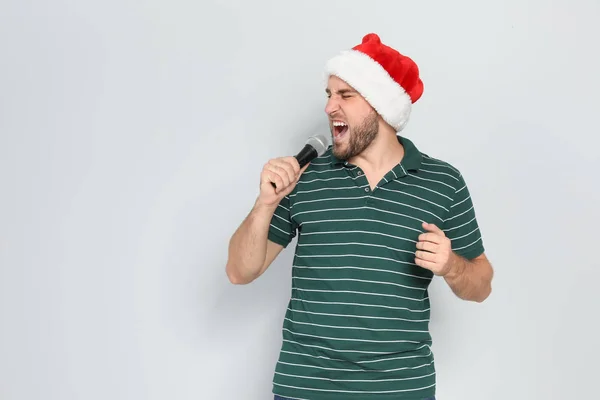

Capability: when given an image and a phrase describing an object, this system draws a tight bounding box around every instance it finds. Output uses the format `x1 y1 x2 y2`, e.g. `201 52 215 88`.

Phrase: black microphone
271 134 329 189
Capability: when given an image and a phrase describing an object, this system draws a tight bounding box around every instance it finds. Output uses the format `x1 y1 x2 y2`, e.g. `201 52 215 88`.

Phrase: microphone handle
271 144 318 189
295 144 319 168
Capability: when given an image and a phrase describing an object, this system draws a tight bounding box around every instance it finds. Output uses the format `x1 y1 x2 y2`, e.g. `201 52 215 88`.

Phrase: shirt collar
330 135 422 177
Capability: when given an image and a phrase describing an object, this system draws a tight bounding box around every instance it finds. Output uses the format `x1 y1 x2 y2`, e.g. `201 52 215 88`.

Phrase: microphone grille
306 134 329 156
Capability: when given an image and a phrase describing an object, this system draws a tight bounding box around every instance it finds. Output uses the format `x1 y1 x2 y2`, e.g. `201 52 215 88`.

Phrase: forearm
226 199 277 284
443 253 493 302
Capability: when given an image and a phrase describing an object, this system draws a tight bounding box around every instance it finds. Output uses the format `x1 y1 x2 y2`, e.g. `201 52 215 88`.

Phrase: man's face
325 75 379 160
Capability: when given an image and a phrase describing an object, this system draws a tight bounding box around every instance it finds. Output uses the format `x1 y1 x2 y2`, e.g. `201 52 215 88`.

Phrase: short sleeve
443 173 485 260
267 194 298 248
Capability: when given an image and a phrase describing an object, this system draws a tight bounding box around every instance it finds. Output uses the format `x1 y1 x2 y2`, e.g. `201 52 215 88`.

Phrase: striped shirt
267 135 485 399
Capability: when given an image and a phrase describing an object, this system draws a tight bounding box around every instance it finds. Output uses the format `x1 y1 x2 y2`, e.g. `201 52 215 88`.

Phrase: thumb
296 163 310 181
422 222 445 235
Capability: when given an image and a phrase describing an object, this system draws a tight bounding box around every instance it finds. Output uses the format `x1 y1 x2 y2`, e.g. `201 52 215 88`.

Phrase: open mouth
332 121 349 140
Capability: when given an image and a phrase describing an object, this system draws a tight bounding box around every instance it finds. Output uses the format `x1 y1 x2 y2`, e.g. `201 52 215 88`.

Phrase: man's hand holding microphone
226 134 329 284
257 156 309 209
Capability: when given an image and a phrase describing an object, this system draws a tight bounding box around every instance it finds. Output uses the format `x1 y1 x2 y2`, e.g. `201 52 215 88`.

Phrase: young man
226 33 493 400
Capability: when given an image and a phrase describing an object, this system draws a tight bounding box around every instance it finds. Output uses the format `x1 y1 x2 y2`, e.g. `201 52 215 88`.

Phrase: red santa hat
324 33 424 132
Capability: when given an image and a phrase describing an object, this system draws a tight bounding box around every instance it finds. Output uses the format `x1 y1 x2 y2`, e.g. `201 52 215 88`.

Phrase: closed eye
325 88 357 99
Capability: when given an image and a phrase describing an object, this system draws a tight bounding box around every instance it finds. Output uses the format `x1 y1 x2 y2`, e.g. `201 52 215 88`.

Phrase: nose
324 96 339 116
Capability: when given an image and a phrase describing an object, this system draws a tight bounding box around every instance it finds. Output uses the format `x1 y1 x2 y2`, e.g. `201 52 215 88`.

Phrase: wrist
443 252 465 280
253 197 279 214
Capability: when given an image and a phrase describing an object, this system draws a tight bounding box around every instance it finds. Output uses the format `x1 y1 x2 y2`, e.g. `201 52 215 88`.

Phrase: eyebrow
325 88 357 95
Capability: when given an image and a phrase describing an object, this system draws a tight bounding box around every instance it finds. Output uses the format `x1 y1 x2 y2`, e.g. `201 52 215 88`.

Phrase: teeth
332 121 347 127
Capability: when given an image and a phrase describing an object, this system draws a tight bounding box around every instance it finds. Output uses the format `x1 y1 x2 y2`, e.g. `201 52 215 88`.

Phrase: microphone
271 134 329 189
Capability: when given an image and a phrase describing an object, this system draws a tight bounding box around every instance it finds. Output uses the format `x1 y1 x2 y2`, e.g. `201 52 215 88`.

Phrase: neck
348 125 404 172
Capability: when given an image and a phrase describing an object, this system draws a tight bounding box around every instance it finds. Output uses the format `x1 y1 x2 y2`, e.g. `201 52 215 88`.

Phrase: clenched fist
415 222 457 276
257 156 308 207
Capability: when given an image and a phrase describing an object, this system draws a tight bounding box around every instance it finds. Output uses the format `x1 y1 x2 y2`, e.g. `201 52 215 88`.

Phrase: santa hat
324 33 424 132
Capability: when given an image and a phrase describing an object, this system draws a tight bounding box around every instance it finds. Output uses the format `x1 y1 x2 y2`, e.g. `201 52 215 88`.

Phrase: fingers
264 164 292 188
414 257 436 271
261 157 303 192
417 232 443 244
269 158 298 184
265 169 285 190
414 222 453 275
416 241 438 253
415 250 438 262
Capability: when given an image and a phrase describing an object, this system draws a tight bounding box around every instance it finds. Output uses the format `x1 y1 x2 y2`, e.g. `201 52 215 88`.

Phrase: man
226 33 493 400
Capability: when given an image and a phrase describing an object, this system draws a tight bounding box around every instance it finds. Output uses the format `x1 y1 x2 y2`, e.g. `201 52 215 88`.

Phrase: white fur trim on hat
324 50 412 132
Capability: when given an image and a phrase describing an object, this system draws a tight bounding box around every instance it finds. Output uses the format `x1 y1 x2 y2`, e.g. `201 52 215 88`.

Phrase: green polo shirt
267 135 485 400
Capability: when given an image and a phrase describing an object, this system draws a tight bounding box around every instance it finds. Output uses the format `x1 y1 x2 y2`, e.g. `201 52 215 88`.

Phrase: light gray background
1 0 599 399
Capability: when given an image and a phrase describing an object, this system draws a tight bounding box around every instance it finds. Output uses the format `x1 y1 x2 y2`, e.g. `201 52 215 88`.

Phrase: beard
331 110 379 160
